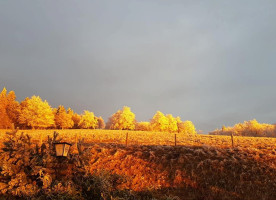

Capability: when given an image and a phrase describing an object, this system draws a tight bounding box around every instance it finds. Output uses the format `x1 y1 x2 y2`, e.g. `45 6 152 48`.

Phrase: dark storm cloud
1 0 276 133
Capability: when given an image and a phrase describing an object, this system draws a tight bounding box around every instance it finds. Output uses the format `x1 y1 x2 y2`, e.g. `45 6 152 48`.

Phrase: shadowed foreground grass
0 129 275 199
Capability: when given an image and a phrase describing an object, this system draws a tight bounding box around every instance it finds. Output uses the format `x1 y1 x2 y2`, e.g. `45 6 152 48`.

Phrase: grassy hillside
0 129 276 199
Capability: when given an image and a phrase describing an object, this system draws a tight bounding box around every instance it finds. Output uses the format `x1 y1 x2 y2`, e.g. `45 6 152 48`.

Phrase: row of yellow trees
209 119 276 137
0 88 196 134
0 88 105 129
106 107 196 134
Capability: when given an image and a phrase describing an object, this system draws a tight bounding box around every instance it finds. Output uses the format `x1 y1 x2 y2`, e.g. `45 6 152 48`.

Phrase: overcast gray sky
1 1 276 133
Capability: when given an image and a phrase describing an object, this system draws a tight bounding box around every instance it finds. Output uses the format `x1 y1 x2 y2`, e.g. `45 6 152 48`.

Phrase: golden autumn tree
166 114 178 133
19 96 55 129
181 120 197 135
78 110 98 129
0 88 10 128
54 105 74 129
209 119 275 137
175 116 183 133
234 119 273 137
245 119 266 137
6 90 20 127
175 117 197 134
67 108 81 129
0 88 11 128
96 116 105 129
150 111 169 132
0 88 20 129
107 106 136 130
72 113 81 129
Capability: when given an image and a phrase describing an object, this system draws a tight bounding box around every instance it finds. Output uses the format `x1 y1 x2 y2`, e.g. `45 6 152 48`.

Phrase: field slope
0 129 276 200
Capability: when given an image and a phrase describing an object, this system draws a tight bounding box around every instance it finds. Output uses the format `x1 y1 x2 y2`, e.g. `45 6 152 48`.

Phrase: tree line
0 88 196 134
209 119 276 137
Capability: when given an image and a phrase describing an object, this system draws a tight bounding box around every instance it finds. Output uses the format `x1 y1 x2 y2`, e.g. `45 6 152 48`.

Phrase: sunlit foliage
54 105 74 129
70 109 81 129
0 88 199 133
78 110 98 129
96 116 105 129
6 91 20 127
166 114 178 133
150 111 169 132
0 88 9 127
0 88 20 129
149 112 196 134
180 120 197 135
19 96 55 129
107 106 136 130
0 88 9 128
210 119 276 137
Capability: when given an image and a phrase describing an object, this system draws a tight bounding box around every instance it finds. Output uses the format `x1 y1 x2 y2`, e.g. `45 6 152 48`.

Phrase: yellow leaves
19 96 55 129
180 121 197 135
72 112 81 128
166 114 178 133
96 116 105 129
150 111 168 132
55 105 74 129
210 119 275 137
150 111 196 134
0 88 19 128
108 106 136 130
78 110 98 129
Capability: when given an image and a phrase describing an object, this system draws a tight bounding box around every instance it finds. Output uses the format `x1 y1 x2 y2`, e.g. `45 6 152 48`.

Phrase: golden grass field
1 129 276 199
1 129 276 149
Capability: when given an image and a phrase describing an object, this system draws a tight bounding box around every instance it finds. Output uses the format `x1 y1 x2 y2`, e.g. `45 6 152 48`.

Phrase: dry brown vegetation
0 129 276 199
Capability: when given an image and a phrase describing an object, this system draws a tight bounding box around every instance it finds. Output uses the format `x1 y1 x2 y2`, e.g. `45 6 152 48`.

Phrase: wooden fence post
126 132 129 146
